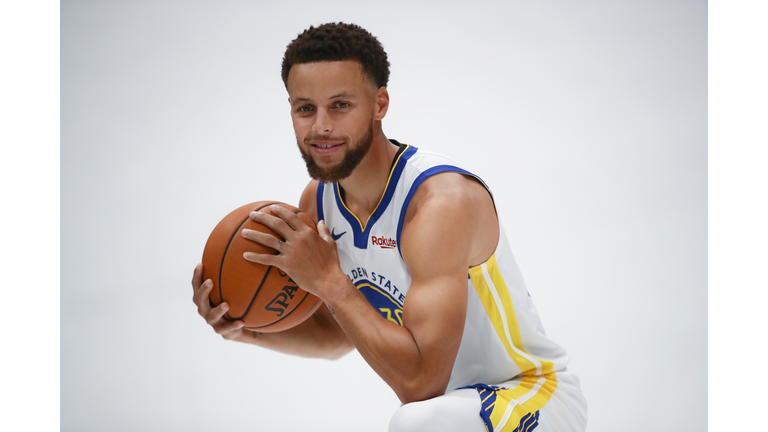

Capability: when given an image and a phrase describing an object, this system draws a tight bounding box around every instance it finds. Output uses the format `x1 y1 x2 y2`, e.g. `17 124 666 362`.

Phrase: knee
389 389 484 432
388 400 438 432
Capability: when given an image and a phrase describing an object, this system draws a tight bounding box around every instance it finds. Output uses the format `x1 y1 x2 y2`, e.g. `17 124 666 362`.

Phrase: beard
297 123 374 183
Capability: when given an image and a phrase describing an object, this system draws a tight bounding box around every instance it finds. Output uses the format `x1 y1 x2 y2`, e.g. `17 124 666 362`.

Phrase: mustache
303 133 349 145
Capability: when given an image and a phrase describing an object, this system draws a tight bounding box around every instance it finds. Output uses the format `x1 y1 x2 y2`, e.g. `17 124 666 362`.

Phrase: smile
311 142 344 155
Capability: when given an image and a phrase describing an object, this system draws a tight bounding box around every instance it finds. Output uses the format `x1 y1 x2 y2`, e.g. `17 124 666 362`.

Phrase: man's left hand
241 205 341 297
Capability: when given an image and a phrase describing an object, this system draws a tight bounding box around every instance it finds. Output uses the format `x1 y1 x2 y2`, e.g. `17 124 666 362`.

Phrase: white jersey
317 142 570 403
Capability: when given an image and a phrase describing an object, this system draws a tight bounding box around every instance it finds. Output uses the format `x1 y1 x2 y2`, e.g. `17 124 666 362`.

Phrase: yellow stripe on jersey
485 255 556 376
469 255 537 375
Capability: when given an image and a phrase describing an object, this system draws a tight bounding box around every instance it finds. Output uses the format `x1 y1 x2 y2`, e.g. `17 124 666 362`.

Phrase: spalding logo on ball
202 201 322 332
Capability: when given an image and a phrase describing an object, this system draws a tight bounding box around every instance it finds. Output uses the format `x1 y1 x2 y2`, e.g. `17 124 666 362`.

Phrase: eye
297 105 314 113
334 101 350 109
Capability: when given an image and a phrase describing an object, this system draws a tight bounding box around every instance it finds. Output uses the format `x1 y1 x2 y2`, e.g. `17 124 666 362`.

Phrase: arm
191 180 354 360
243 173 498 403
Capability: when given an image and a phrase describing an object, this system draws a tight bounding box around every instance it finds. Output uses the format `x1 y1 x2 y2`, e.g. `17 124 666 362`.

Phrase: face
287 60 384 183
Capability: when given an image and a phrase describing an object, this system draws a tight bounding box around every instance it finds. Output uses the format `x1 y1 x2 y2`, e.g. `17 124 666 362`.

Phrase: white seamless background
61 1 707 431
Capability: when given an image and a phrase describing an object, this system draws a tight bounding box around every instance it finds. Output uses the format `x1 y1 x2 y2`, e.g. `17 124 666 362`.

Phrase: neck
338 126 399 222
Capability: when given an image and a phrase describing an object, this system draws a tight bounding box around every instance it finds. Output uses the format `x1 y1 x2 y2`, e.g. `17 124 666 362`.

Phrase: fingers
191 263 204 290
208 305 245 339
249 211 292 241
269 205 307 231
206 303 245 340
241 228 282 251
249 205 307 238
193 279 215 316
193 266 244 340
243 250 280 267
241 220 284 267
218 322 245 340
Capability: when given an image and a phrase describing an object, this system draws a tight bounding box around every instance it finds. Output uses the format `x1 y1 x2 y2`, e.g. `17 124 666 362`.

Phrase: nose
312 108 333 135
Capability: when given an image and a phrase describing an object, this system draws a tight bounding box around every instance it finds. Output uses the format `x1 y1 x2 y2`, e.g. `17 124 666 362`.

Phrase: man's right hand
191 262 353 358
191 263 246 340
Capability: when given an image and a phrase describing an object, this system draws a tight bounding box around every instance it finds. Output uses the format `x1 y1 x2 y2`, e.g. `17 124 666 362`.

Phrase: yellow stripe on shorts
465 373 558 432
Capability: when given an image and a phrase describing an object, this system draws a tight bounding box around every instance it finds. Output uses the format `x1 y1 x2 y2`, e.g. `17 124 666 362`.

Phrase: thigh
388 388 486 432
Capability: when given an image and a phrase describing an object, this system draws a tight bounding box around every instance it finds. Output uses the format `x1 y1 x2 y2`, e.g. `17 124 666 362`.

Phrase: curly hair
281 22 390 89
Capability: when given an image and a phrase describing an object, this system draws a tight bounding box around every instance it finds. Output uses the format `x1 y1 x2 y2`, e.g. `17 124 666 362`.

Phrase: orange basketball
202 201 322 332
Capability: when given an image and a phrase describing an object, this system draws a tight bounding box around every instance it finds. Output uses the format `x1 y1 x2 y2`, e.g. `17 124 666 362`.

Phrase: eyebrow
292 91 358 106
329 92 354 99
294 91 354 103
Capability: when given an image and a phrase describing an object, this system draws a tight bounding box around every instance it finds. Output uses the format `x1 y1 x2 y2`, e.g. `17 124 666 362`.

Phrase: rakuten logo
371 235 397 249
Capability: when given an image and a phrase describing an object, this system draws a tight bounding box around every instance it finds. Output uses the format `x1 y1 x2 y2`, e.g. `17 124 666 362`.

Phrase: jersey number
379 307 404 326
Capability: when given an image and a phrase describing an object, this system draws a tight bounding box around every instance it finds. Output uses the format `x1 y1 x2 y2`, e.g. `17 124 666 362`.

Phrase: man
192 22 587 431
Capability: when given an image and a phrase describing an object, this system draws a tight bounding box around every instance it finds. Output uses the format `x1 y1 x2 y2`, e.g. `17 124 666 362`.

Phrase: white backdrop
61 1 706 431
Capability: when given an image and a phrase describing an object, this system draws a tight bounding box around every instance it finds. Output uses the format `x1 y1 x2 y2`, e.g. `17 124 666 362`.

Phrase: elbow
395 389 444 405
319 337 355 361
393 377 449 405
321 345 354 361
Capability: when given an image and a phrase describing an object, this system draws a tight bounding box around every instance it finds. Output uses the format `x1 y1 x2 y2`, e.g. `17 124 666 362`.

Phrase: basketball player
192 23 587 431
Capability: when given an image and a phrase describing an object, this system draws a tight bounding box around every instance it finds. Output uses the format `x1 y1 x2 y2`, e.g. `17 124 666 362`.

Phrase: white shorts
388 370 587 432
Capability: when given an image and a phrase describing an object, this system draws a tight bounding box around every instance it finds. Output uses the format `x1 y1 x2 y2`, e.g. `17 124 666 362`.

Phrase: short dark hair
281 22 390 89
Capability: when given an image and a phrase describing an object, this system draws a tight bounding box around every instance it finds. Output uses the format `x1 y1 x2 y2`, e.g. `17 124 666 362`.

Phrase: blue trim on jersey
334 145 418 249
316 182 325 222
396 165 488 258
333 185 362 244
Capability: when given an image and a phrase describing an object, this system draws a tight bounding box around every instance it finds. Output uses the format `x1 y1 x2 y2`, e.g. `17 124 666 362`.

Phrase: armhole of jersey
396 165 491 258
316 182 325 222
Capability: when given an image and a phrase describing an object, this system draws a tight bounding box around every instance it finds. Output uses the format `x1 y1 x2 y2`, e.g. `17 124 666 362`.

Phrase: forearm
320 274 449 403
232 306 353 360
235 207 461 400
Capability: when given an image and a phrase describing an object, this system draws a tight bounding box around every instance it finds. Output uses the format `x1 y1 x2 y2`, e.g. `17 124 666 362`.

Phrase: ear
373 87 389 121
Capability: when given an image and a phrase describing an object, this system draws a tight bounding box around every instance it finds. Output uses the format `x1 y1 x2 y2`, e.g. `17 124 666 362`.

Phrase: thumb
317 220 334 242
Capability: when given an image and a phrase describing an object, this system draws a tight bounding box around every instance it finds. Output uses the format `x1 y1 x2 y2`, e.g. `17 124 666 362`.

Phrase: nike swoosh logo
331 228 347 241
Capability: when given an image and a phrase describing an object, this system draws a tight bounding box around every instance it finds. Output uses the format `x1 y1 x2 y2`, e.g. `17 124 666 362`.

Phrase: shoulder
400 172 499 270
402 171 492 231
298 180 321 222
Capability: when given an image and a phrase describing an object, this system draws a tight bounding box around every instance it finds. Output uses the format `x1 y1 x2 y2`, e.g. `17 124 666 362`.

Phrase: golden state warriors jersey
316 141 570 393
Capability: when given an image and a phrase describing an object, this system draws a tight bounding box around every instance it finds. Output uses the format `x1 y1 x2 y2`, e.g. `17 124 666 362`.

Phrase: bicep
399 191 478 377
401 275 467 362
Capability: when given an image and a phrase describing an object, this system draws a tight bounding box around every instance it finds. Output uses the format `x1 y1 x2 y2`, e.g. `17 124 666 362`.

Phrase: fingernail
221 303 229 311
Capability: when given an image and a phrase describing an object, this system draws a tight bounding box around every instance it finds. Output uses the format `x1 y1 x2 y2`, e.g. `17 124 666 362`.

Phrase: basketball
201 201 323 332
